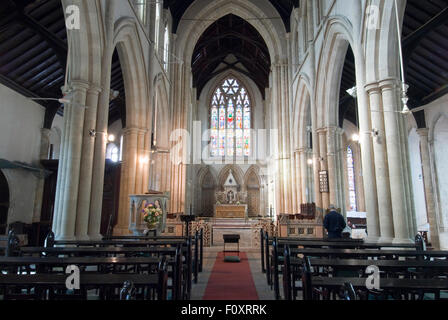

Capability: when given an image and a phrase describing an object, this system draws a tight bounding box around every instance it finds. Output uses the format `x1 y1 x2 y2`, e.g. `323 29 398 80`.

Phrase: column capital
41 127 52 136
297 147 310 154
416 128 429 137
316 127 327 134
69 79 91 91
87 84 102 95
326 126 339 135
123 127 147 135
364 81 380 94
378 78 401 91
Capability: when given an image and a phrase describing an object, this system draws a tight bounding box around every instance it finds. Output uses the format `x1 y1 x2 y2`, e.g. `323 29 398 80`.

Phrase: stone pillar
294 150 302 211
366 82 394 241
326 126 339 208
32 128 52 223
56 80 89 240
356 76 380 239
87 0 114 240
115 128 138 235
380 79 413 243
417 128 440 248
317 128 329 210
336 127 347 215
75 85 101 240
299 148 308 204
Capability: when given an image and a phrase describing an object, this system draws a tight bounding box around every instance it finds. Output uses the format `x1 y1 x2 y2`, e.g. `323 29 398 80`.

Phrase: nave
2 228 448 301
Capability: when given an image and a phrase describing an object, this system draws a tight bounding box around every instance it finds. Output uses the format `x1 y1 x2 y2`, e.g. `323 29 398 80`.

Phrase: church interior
0 0 448 302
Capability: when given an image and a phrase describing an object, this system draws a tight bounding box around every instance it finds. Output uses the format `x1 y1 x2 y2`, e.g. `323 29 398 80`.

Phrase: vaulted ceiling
165 0 299 33
340 0 448 128
0 0 446 130
191 14 271 99
0 0 125 129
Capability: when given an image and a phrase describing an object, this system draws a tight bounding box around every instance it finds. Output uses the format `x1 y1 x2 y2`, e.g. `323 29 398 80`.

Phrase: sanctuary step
212 218 258 248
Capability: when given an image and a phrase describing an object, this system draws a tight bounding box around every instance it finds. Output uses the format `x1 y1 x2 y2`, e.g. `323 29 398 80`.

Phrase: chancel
0 0 448 303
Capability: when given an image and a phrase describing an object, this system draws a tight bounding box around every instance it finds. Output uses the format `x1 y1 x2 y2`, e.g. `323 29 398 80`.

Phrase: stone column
88 0 114 240
366 82 394 242
32 128 52 223
326 126 339 207
294 150 302 211
336 127 347 215
317 128 329 210
356 74 380 239
380 79 413 243
115 127 139 235
53 91 72 237
299 148 308 204
75 85 101 240
417 128 440 248
57 80 89 240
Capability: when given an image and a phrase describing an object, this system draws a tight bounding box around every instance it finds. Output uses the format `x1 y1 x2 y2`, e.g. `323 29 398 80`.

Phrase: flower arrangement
142 203 162 230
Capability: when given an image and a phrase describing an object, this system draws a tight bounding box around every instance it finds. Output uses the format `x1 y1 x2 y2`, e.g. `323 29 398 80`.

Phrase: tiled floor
191 247 275 300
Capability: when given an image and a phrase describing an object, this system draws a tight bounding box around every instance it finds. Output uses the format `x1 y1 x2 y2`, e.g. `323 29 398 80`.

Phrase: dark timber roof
191 14 271 99
339 0 448 128
0 0 446 129
0 0 125 129
165 0 299 33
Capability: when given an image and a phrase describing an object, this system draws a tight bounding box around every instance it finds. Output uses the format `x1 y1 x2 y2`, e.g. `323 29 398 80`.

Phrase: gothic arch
153 73 170 149
315 16 356 128
62 0 104 86
244 166 261 217
197 166 217 217
176 0 287 64
113 18 150 129
293 75 312 150
217 165 244 191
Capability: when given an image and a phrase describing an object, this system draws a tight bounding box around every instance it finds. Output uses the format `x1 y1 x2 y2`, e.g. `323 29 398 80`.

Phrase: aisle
202 252 259 300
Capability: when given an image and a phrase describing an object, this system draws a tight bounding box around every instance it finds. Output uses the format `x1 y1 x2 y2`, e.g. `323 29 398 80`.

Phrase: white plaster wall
49 114 64 159
408 128 428 230
0 83 45 224
424 93 448 247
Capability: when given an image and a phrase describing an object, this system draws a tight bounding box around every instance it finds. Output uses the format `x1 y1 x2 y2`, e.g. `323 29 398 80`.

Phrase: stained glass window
347 146 357 211
210 78 251 157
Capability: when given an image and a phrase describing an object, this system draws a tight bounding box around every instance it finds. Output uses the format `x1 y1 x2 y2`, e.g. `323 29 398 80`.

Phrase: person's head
328 204 336 211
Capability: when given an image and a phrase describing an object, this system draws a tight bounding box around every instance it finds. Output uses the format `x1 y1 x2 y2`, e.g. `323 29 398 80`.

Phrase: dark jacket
323 210 346 239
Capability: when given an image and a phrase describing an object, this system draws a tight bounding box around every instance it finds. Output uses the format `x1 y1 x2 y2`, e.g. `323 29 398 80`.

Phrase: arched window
210 77 251 157
346 145 357 211
106 143 120 163
163 25 169 71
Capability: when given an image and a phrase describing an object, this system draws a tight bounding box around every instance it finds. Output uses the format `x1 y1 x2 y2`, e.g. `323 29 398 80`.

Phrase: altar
214 204 247 219
214 170 248 219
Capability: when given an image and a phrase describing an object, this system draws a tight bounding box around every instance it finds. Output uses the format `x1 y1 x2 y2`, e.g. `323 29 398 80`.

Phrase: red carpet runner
203 252 259 300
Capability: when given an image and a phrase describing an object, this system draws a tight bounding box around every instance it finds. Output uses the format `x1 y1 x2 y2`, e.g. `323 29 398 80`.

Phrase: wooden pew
54 232 202 283
297 253 448 301
0 272 167 300
0 247 185 300
308 277 448 300
101 230 204 279
268 234 423 300
283 245 448 300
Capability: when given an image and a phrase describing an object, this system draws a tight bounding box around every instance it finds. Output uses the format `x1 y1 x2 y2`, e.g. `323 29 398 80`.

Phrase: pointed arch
113 18 150 129
217 165 245 191
176 0 287 64
315 16 355 128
